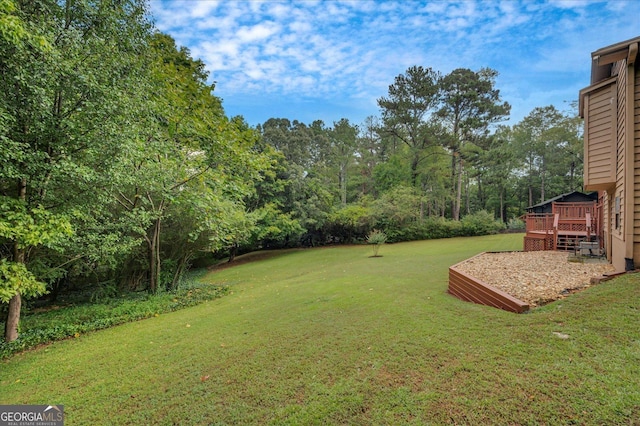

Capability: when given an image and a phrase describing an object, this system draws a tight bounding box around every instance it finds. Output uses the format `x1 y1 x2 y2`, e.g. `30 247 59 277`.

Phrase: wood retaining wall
448 253 529 313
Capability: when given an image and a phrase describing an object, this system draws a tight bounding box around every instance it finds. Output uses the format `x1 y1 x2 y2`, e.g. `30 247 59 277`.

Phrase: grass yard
2 233 640 425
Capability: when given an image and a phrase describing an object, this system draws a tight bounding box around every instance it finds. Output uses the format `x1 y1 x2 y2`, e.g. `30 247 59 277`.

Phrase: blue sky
150 0 638 128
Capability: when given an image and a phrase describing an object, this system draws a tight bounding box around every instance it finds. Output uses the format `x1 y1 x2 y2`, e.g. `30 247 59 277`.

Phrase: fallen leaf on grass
200 375 210 382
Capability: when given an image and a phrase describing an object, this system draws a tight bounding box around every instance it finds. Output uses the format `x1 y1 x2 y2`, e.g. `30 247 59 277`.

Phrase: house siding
602 190 612 263
584 82 617 189
633 64 640 261
614 60 627 240
582 37 640 271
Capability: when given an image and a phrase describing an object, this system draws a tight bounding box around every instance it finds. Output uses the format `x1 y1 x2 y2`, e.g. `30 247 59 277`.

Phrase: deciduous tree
0 0 151 340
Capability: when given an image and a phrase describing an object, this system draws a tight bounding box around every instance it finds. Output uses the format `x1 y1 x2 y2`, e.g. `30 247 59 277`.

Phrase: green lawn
2 234 640 425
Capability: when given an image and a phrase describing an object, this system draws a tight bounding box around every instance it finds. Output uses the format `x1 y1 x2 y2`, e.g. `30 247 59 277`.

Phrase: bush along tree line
0 0 584 342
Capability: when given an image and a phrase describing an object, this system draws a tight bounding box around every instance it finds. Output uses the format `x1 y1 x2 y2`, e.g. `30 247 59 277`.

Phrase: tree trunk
450 153 456 219
5 177 27 342
148 238 157 293
339 164 347 206
540 162 546 203
170 253 191 290
465 172 470 216
410 153 420 187
228 243 238 263
156 219 161 290
147 218 161 293
570 161 575 191
499 188 505 223
4 293 21 342
477 177 483 210
454 157 463 220
49 276 66 303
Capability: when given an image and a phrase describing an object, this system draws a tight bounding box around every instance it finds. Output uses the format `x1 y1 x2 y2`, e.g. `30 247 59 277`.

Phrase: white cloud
189 1 220 18
605 0 631 12
549 0 591 9
236 22 280 43
149 0 640 125
265 2 291 18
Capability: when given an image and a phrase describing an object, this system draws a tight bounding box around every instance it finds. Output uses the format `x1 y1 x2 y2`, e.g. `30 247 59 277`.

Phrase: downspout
624 43 638 270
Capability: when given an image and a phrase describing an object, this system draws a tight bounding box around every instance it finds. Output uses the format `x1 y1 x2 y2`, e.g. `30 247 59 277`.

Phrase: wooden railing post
553 213 559 250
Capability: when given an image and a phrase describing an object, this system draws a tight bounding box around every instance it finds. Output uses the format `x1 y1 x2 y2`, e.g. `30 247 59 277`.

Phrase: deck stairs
556 233 591 251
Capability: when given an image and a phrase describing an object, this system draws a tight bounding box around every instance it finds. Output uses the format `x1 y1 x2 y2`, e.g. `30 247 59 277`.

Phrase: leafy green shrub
0 274 229 359
372 211 503 243
460 210 505 236
372 186 421 221
326 204 374 243
250 203 305 249
370 186 421 241
366 229 387 257
507 217 525 230
419 217 463 239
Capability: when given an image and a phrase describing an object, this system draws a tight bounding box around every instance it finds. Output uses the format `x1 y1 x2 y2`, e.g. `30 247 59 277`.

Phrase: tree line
0 0 583 342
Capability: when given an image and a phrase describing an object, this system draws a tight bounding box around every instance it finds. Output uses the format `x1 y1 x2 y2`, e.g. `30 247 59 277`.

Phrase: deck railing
552 202 599 236
552 202 597 220
524 213 555 233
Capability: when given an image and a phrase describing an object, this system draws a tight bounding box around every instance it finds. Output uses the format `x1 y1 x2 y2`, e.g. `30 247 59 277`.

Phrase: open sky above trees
150 0 639 127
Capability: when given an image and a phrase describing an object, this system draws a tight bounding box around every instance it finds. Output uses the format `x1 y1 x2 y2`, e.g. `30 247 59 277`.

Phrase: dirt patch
454 251 615 306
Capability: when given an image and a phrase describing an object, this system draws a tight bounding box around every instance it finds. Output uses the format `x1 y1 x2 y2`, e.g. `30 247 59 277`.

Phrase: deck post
553 213 559 250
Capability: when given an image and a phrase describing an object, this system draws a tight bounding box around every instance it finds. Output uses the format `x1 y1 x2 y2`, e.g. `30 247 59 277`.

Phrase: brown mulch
454 251 615 306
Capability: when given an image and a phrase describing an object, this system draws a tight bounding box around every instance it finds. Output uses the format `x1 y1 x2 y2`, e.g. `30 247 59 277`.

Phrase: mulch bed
454 251 615 306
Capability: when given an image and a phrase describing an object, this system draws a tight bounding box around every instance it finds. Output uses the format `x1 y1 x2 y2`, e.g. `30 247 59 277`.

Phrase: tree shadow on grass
207 249 300 272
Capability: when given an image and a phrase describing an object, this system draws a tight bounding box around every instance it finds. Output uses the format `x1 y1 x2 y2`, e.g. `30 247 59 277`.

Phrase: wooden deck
448 253 529 313
523 201 602 252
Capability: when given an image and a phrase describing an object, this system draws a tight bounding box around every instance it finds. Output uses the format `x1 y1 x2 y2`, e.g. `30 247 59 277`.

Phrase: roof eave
592 36 640 66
